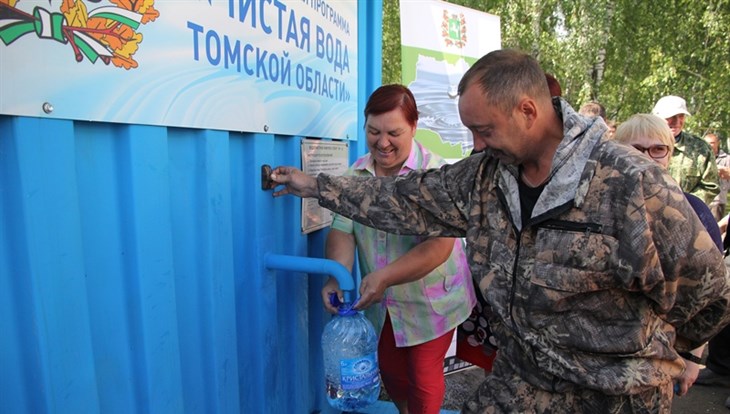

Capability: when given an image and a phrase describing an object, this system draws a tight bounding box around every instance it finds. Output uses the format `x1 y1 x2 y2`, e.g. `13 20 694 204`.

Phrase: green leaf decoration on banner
0 0 158 69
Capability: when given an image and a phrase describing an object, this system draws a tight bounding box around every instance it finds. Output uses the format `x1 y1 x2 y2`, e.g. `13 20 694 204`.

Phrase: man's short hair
458 49 550 113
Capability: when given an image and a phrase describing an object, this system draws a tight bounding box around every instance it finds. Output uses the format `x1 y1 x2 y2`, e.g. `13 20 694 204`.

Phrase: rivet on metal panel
263 124 269 132
42 102 54 114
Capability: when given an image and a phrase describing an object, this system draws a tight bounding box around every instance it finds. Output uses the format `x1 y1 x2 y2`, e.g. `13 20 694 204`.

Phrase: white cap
652 95 691 119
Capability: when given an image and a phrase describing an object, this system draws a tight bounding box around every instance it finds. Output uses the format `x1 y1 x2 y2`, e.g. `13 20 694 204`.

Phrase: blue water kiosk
0 2 383 413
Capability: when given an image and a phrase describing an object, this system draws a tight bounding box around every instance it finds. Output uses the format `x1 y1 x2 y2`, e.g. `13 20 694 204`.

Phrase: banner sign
0 0 358 138
399 0 500 160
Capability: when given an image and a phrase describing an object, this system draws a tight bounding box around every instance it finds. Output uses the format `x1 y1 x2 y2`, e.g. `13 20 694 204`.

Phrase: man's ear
516 97 538 129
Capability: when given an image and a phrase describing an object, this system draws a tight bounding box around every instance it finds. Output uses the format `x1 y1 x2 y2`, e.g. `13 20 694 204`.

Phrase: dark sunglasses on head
632 144 670 159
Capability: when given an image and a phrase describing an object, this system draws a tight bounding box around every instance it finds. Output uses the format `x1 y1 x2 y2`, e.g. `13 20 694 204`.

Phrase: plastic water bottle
321 294 380 411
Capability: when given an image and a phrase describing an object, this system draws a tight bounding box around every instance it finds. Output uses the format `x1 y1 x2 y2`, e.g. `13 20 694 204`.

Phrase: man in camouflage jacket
668 130 719 204
270 50 730 413
652 95 720 205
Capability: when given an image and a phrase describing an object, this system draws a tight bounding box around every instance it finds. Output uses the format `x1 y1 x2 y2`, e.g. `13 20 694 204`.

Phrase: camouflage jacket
668 131 720 205
317 99 730 396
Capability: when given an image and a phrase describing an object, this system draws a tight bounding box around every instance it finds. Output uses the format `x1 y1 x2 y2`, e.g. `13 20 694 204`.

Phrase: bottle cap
329 292 358 316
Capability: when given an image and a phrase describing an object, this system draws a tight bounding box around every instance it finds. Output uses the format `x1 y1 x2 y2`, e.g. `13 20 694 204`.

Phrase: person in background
613 115 722 249
578 101 607 120
321 84 476 414
269 49 730 413
545 73 562 97
703 132 730 220
652 95 720 205
612 113 723 396
604 119 618 139
578 101 614 139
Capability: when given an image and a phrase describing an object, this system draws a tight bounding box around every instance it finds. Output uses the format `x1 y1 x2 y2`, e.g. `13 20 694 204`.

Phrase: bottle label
339 352 379 390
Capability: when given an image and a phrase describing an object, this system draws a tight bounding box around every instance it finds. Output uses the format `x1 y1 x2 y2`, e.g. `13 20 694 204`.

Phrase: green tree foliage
382 0 402 87
383 0 730 139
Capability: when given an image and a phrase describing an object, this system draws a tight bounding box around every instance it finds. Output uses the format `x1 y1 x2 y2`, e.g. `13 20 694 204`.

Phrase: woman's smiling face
366 108 415 177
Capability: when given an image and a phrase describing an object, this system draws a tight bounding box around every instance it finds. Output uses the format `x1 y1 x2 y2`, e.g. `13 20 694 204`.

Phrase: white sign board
300 139 349 233
0 1 358 138
400 0 500 160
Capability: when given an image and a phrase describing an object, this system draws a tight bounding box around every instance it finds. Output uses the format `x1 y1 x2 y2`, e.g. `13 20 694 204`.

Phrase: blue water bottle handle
329 292 359 314
328 292 342 308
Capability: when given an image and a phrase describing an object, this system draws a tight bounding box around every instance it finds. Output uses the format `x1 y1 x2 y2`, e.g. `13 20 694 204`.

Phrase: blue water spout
264 253 355 302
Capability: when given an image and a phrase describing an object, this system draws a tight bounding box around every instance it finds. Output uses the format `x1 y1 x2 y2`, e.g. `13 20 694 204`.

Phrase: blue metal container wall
0 2 382 413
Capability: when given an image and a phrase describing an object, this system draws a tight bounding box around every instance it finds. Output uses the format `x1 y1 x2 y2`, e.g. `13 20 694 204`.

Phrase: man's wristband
678 352 703 364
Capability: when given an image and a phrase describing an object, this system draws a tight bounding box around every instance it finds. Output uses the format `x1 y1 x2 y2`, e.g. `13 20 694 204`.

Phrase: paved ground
441 366 730 413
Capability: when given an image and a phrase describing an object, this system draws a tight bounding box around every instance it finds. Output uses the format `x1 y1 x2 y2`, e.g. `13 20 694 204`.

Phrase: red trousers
378 312 454 414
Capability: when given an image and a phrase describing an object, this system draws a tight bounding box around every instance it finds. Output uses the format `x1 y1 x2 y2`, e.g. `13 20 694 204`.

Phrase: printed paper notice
301 139 350 233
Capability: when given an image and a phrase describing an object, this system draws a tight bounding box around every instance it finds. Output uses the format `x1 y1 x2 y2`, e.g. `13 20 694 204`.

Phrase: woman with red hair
322 84 476 414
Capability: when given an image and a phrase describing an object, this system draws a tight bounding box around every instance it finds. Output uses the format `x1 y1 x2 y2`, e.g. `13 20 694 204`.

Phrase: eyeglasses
632 144 670 159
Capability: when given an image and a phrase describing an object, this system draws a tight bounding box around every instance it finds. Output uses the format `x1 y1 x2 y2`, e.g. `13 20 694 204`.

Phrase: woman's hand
270 166 319 198
354 269 389 310
321 277 343 314
352 238 456 310
675 360 701 396
675 345 705 397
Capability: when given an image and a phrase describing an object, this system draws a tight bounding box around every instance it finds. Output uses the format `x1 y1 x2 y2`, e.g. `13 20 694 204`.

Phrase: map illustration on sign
400 0 500 162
